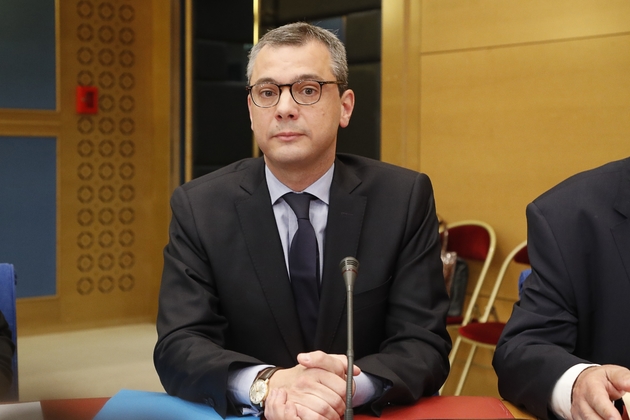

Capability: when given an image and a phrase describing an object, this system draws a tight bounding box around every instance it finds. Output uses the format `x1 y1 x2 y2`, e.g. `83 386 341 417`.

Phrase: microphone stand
345 279 354 420
340 257 359 420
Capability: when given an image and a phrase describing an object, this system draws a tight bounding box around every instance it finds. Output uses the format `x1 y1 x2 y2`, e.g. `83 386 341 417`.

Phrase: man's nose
275 86 298 118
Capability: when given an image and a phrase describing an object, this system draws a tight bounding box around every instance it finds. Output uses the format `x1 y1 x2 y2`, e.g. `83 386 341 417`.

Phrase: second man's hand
571 365 630 420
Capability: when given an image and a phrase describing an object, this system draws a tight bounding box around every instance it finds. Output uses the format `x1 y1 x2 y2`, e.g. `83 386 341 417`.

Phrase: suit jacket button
204 397 215 407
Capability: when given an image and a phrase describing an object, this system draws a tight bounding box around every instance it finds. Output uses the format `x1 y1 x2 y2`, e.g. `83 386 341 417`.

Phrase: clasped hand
264 351 360 420
571 365 630 420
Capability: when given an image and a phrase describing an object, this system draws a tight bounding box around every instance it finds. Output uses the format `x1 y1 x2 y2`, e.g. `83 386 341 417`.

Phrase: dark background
188 0 381 179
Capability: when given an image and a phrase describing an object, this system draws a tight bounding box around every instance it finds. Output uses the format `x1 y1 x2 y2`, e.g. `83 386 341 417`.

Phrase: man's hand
263 351 360 420
571 365 630 420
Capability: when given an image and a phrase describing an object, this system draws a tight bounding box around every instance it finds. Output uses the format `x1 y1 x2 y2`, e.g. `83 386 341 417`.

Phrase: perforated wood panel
72 1 142 300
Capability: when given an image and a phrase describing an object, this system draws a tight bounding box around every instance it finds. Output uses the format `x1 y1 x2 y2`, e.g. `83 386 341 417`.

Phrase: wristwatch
249 366 282 409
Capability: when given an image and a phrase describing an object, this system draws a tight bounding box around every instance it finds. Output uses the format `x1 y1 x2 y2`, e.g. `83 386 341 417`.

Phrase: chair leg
439 335 463 395
449 335 462 366
454 344 477 396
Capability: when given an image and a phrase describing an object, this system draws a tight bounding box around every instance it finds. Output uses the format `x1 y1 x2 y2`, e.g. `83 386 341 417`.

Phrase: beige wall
382 0 630 396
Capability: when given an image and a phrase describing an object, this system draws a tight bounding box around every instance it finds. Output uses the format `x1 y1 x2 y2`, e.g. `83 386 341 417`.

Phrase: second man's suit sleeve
493 202 589 420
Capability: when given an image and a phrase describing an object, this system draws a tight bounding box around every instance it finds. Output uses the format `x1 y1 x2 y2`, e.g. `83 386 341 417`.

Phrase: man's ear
247 94 254 130
339 89 355 128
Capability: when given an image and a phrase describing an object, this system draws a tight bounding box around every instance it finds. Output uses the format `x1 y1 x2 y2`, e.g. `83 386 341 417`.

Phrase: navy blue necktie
283 192 319 350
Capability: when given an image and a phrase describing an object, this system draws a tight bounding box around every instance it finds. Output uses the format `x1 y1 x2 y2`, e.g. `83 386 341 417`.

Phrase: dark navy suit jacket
494 157 630 419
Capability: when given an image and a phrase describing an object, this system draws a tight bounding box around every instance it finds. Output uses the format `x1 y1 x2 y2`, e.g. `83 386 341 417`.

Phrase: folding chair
452 241 529 395
439 220 496 395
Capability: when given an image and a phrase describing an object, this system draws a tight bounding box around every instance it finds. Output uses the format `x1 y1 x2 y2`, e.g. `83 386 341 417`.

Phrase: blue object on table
94 389 257 420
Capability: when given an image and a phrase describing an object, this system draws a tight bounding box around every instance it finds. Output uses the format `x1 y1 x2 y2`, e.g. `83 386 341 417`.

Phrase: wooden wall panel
422 0 630 52
422 33 630 260
383 0 630 397
381 0 422 168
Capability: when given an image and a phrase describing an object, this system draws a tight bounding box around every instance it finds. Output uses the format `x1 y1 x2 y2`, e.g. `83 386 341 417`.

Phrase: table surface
29 395 535 420
41 397 109 420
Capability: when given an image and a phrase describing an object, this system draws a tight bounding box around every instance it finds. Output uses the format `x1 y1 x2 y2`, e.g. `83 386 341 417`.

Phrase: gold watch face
249 379 268 405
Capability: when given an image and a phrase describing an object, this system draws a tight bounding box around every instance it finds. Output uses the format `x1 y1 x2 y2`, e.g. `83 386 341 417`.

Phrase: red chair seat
458 321 505 345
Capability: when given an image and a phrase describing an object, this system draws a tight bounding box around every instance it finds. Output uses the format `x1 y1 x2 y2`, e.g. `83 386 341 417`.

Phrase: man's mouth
274 131 303 141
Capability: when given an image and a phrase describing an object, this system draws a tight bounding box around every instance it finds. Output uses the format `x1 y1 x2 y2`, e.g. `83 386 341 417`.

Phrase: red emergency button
76 86 98 114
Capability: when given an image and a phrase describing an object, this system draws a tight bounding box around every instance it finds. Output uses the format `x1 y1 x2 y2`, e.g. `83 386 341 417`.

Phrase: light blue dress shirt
265 163 333 280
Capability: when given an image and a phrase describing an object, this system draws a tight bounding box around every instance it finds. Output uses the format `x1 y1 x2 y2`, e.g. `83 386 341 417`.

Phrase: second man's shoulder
532 156 629 209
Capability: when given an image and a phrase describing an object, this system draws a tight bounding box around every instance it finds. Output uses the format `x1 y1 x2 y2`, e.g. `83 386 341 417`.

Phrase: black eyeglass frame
246 80 344 108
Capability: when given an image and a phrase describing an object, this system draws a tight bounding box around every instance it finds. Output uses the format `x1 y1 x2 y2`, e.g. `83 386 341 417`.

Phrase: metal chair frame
440 220 496 394
453 240 529 395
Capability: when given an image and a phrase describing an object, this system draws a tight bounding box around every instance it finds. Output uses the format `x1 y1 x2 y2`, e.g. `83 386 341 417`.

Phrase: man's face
247 41 354 176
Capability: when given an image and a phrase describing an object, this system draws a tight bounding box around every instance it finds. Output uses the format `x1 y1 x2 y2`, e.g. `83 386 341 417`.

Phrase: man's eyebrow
251 74 324 85
252 77 278 85
294 74 322 81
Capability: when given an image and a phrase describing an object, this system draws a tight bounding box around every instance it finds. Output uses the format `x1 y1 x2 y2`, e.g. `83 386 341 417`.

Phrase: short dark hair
247 22 348 93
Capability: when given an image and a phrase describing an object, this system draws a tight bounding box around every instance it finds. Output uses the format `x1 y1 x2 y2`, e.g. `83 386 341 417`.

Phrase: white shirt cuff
550 363 599 420
352 371 377 407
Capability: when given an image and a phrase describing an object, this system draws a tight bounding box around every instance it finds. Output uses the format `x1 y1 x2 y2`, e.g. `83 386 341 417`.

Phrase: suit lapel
612 158 630 283
316 159 367 352
235 160 304 358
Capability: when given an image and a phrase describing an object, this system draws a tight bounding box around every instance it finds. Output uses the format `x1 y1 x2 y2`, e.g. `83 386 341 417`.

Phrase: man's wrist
249 366 283 409
227 364 273 414
550 363 599 419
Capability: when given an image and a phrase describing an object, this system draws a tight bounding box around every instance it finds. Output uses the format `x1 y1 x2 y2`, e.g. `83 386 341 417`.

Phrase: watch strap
256 366 282 382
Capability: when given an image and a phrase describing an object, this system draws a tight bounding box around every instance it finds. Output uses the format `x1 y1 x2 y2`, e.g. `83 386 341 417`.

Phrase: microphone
339 257 359 420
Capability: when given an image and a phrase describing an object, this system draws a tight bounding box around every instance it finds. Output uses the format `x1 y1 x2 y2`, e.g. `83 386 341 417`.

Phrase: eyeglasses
246 80 343 108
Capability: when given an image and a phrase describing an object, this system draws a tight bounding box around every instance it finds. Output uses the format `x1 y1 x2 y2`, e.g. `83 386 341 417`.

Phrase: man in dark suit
493 157 630 420
154 22 451 420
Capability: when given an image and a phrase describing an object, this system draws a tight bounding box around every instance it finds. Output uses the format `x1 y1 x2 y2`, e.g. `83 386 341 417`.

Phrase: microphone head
339 257 359 289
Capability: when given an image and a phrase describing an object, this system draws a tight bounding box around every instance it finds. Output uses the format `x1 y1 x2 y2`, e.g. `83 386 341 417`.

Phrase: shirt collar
266 163 334 205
